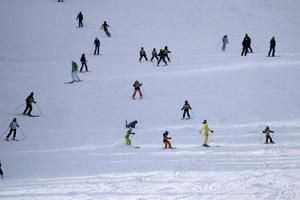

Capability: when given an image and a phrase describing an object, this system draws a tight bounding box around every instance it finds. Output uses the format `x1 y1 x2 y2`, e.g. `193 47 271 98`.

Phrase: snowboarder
132 80 143 99
222 35 229 51
157 49 167 66
241 34 253 56
76 12 83 28
125 120 138 129
80 53 88 72
164 46 171 62
101 21 111 37
125 128 135 145
262 126 275 144
200 120 214 147
163 131 172 148
150 48 158 62
181 100 192 120
139 47 148 62
0 160 3 178
71 61 81 82
268 36 276 57
23 92 36 116
94 37 100 55
5 118 20 141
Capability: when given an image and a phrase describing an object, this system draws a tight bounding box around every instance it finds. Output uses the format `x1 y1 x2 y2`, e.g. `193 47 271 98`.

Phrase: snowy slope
0 0 300 199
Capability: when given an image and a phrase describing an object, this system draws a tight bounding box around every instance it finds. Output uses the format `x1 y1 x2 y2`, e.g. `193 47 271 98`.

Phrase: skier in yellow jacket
199 120 214 147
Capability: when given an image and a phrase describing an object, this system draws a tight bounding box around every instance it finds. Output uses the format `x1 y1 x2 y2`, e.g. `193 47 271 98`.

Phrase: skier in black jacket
94 37 100 55
241 34 252 56
181 100 192 120
76 12 83 28
150 48 158 62
164 46 171 62
80 53 88 72
157 49 167 66
268 36 276 57
101 21 111 37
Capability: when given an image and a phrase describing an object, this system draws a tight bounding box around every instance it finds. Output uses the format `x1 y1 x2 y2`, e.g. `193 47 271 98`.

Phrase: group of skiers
222 34 276 57
139 46 171 66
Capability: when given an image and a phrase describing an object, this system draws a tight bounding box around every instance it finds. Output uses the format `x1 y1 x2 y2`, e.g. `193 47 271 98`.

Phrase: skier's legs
266 136 269 143
268 47 272 56
187 110 190 118
97 46 99 55
105 30 111 37
6 128 13 139
125 137 131 145
74 72 81 81
0 167 3 177
166 55 170 62
27 104 33 115
203 134 208 145
71 72 76 82
12 129 16 139
222 42 226 51
157 58 161 66
84 63 88 71
132 90 137 98
80 63 84 72
272 47 275 57
183 110 187 118
23 104 29 114
137 89 143 97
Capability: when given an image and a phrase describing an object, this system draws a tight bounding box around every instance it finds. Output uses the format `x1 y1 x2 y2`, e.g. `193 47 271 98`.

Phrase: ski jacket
242 36 251 47
158 50 165 58
94 38 100 46
9 121 19 130
200 123 213 135
101 23 109 31
133 81 142 90
72 62 78 72
26 95 35 104
140 49 146 56
181 103 191 111
164 48 171 54
152 49 157 56
163 133 171 142
263 129 274 136
80 55 86 63
222 36 228 44
76 13 83 21
270 38 276 47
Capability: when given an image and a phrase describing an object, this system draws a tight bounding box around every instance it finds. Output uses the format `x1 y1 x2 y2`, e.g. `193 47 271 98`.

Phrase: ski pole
35 103 42 116
0 127 9 139
14 103 25 111
19 127 28 141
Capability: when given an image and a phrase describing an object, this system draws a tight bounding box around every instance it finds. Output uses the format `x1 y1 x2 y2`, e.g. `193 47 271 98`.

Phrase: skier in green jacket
71 61 81 83
23 92 36 116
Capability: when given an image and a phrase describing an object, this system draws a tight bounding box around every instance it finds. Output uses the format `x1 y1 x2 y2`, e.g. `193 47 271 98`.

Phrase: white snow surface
1 0 300 199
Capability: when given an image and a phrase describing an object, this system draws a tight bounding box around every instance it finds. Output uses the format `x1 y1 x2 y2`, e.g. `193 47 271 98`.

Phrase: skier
71 61 81 83
262 126 275 144
157 49 167 66
132 80 143 99
200 120 214 147
76 12 83 28
80 53 88 72
164 46 171 62
139 47 148 62
181 100 192 120
125 120 138 129
23 92 36 116
5 118 20 141
101 21 111 37
241 34 251 56
94 37 100 55
222 35 229 51
125 128 135 145
268 36 276 57
150 48 158 62
163 131 172 149
0 160 3 178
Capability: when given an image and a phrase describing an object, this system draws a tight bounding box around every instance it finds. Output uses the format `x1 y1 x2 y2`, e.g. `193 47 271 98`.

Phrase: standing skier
5 118 20 141
101 21 111 37
268 36 276 57
150 48 158 62
94 37 100 55
262 126 275 144
163 131 172 149
80 53 88 72
164 46 171 62
23 92 36 116
200 120 214 147
157 49 168 66
139 47 148 62
71 61 81 83
125 128 135 145
132 80 143 99
0 160 3 178
76 12 83 28
181 100 192 120
222 35 229 51
241 34 250 56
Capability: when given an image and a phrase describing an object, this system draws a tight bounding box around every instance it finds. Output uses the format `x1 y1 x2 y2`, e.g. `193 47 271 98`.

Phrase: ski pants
78 20 83 27
0 167 3 177
166 54 170 62
163 139 172 148
241 47 248 56
80 62 88 72
125 137 131 145
222 42 227 51
151 55 158 62
23 103 32 115
268 46 275 57
104 29 111 37
132 89 143 98
248 46 253 53
139 55 148 61
6 128 16 139
183 109 190 118
266 135 274 143
94 45 100 55
203 133 209 145
71 71 81 81
157 57 167 66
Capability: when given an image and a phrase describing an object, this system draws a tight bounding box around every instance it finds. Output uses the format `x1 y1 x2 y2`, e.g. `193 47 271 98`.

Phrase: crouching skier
200 120 214 147
262 126 275 144
125 128 135 145
163 131 173 149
